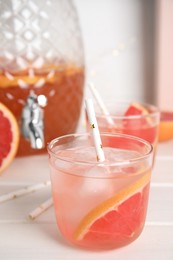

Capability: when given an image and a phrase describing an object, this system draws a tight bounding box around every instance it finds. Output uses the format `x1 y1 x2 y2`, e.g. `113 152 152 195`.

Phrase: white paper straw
88 82 115 126
0 181 51 203
29 198 53 220
85 98 105 162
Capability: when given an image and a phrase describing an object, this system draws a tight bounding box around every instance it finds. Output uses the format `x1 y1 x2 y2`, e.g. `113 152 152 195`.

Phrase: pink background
156 0 173 110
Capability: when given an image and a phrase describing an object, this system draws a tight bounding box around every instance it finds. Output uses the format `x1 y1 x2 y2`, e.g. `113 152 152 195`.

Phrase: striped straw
88 82 115 126
85 98 105 162
0 181 51 204
29 198 53 220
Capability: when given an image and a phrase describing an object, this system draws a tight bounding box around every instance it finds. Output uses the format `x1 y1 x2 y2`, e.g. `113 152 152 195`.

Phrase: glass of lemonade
86 102 160 157
47 133 153 250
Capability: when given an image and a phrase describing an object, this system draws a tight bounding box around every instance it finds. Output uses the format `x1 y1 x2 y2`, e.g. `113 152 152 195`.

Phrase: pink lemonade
48 133 153 250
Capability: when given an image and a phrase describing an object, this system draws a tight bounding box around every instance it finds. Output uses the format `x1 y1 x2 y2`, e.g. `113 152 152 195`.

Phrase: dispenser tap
21 92 47 149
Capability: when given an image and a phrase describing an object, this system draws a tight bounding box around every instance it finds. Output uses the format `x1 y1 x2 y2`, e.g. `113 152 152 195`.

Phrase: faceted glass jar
0 0 85 156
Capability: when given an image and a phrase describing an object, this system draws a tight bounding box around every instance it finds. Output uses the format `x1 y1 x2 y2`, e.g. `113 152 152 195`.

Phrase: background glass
86 101 160 157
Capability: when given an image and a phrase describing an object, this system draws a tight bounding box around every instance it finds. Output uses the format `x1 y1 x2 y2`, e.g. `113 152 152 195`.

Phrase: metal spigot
21 92 47 149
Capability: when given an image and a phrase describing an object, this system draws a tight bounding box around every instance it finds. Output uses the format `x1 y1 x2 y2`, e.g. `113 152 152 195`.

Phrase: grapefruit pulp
74 172 150 249
0 102 19 174
125 102 149 117
123 103 156 144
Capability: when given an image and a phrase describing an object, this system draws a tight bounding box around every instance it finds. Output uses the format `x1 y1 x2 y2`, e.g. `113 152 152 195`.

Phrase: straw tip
85 97 92 102
88 82 95 87
85 98 93 106
28 214 35 221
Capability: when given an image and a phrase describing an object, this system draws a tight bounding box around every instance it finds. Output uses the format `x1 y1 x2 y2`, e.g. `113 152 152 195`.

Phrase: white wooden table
0 141 173 260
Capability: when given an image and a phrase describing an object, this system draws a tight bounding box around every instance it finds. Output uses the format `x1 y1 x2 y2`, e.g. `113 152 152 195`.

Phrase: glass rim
47 132 153 167
94 101 160 120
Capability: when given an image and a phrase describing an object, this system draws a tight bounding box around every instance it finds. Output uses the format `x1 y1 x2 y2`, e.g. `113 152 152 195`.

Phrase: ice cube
52 146 97 163
54 158 67 170
103 147 142 162
86 164 111 177
71 147 96 162
78 166 115 212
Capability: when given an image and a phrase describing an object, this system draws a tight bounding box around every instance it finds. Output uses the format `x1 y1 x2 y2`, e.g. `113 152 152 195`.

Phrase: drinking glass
86 101 160 157
48 133 153 250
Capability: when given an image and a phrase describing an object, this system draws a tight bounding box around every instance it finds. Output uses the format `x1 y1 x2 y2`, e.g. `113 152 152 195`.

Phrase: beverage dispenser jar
0 0 85 156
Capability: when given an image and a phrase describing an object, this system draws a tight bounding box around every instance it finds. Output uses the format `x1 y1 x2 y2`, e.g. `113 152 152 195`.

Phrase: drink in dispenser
0 0 85 156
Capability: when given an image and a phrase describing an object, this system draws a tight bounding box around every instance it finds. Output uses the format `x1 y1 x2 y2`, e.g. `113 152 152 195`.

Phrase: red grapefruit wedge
125 102 148 117
74 172 150 248
159 111 173 142
123 103 156 144
0 102 19 174
124 103 150 128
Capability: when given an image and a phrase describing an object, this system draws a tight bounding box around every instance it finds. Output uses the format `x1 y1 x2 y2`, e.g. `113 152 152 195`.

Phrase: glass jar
0 0 85 156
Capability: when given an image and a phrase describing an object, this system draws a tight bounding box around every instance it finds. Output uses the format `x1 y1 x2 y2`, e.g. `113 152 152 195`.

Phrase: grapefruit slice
159 111 173 142
0 102 19 174
74 172 150 247
123 103 156 144
124 102 150 127
125 102 149 117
